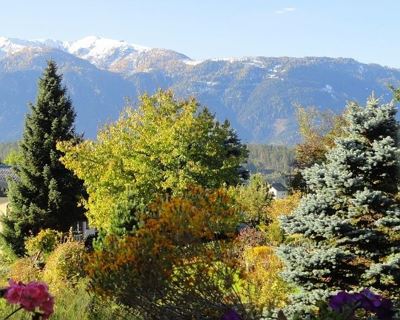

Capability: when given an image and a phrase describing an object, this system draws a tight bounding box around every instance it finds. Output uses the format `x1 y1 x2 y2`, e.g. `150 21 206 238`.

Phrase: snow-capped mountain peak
66 36 149 54
0 37 37 56
0 37 65 59
0 36 154 70
32 38 65 50
64 36 151 69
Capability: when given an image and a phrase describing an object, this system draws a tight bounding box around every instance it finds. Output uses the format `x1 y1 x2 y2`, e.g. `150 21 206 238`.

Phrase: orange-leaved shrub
86 185 260 319
8 257 42 283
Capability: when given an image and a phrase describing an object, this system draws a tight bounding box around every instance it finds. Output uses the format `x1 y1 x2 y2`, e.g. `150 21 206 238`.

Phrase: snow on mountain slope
0 37 66 59
33 39 65 50
0 37 37 57
0 35 400 144
1 36 276 75
0 36 151 70
0 36 193 74
64 36 150 70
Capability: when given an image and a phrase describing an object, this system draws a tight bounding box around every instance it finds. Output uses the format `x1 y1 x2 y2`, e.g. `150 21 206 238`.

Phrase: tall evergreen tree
279 96 400 317
2 61 85 255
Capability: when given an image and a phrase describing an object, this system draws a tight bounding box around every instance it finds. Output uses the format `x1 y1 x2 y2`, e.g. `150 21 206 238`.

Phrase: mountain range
0 36 399 144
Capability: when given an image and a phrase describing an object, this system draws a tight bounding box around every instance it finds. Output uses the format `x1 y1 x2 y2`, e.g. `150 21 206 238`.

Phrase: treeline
0 142 295 178
247 144 294 180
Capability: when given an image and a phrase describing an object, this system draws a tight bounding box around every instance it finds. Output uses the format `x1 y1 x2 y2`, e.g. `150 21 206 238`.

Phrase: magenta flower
4 279 54 319
4 280 24 305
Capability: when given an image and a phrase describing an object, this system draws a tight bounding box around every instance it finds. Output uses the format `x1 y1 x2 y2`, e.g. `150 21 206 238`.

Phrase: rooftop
270 182 287 192
0 164 18 191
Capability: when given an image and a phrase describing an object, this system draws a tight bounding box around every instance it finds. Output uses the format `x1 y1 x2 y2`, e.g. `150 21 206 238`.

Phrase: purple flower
221 309 241 320
360 288 382 308
329 291 358 311
329 289 394 320
375 299 394 320
359 289 394 320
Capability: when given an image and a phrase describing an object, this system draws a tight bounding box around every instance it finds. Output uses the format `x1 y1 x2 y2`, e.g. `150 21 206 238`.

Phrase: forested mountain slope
0 37 399 143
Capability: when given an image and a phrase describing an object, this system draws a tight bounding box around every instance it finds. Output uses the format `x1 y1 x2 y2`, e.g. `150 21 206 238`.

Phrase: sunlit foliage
85 185 261 319
59 90 248 236
230 173 273 226
291 105 346 191
280 97 400 316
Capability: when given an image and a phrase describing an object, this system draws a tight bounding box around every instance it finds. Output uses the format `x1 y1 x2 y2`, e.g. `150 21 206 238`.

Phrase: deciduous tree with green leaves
58 90 248 236
230 173 273 227
2 61 85 255
290 105 346 192
279 96 400 317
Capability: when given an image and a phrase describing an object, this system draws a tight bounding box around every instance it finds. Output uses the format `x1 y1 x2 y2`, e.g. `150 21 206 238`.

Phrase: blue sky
1 1 399 67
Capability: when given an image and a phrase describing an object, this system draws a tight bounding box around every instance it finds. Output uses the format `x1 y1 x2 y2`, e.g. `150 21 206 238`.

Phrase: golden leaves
85 185 240 296
57 90 247 235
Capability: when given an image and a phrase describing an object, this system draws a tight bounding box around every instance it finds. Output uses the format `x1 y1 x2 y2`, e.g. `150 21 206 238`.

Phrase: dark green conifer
2 61 85 255
279 96 400 316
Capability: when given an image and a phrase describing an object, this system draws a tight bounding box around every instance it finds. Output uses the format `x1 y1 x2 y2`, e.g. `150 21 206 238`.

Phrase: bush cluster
1 62 399 319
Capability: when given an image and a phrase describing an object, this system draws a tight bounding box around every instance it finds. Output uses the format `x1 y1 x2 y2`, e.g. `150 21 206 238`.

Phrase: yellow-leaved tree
58 90 248 235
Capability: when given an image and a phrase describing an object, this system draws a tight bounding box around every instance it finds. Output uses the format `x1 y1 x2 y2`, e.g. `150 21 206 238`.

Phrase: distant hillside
246 144 295 184
0 36 399 143
247 144 294 173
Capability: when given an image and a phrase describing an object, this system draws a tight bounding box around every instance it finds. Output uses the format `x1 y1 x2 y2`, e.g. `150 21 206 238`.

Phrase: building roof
270 182 287 192
0 164 18 190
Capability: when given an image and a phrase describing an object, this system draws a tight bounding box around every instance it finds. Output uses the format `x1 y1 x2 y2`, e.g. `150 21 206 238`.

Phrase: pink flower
23 282 49 306
3 279 54 318
40 295 54 319
4 279 24 304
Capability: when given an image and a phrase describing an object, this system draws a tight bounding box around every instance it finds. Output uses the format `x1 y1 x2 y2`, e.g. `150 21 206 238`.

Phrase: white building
269 182 288 199
75 220 96 239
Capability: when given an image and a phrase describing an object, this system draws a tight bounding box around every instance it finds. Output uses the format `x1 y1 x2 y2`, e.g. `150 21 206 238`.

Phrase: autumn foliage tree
85 185 257 319
58 90 248 236
290 105 346 191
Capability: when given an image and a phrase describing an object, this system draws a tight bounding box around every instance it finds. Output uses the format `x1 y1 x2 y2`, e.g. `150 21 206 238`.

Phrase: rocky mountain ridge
0 36 399 143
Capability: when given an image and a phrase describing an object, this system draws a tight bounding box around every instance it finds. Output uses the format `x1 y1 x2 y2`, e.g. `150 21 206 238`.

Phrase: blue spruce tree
279 96 400 317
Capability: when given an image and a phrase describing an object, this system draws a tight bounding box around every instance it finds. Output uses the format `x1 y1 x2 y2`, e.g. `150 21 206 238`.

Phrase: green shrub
0 236 17 283
88 295 142 320
50 280 92 320
50 280 141 320
8 257 42 282
43 240 86 293
0 299 29 319
25 229 62 258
